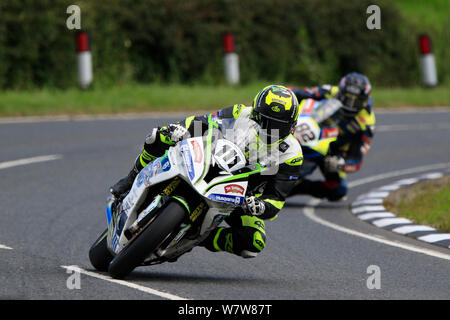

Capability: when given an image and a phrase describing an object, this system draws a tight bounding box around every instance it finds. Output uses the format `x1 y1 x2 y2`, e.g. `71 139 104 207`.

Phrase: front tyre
89 229 114 272
108 201 187 279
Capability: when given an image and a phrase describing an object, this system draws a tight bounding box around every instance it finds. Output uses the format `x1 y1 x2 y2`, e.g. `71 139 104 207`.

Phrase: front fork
106 195 123 254
106 195 116 227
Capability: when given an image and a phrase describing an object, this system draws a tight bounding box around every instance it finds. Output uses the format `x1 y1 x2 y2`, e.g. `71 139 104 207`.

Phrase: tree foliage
0 0 436 89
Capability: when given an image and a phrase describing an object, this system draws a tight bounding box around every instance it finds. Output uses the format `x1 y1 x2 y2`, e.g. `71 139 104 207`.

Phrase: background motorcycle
293 98 342 179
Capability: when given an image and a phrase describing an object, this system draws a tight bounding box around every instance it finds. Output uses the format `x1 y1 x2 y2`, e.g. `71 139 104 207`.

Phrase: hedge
0 0 443 89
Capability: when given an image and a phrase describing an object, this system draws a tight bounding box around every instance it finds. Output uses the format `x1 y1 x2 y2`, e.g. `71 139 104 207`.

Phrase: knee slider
240 250 258 259
238 230 265 258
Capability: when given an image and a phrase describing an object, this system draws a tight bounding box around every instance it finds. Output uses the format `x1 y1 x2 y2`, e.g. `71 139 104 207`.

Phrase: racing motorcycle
89 115 269 279
293 98 341 177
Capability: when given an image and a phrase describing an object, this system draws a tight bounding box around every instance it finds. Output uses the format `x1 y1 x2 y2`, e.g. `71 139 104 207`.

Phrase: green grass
395 0 449 32
0 83 261 117
371 86 450 108
0 83 448 117
384 175 450 233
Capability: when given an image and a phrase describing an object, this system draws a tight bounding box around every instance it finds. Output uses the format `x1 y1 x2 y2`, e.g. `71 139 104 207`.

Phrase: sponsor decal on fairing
208 193 244 205
224 184 245 195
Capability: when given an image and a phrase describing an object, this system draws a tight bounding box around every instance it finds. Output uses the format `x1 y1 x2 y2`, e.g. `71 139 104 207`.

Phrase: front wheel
89 229 114 272
108 201 187 279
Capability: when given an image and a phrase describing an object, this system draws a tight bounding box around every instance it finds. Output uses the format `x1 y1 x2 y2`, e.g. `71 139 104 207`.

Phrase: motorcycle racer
110 85 304 258
288 72 375 201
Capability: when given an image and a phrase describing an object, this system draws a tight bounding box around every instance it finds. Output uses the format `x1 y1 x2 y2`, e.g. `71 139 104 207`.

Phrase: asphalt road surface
0 109 449 300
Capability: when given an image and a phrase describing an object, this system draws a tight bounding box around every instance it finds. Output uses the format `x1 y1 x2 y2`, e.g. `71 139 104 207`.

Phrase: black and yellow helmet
251 85 300 141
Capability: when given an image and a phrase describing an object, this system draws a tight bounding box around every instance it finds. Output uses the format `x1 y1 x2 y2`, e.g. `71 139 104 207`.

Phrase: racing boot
200 226 264 258
109 159 142 198
200 227 233 253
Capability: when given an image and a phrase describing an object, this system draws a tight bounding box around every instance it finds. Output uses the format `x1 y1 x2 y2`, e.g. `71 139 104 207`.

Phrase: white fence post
419 34 438 87
76 31 93 89
223 33 240 85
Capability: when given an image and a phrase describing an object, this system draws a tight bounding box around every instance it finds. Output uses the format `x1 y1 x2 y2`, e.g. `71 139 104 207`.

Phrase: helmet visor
258 113 293 141
340 93 368 112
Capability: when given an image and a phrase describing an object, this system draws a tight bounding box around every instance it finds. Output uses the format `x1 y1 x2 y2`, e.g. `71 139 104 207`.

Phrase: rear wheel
108 201 187 279
89 229 113 272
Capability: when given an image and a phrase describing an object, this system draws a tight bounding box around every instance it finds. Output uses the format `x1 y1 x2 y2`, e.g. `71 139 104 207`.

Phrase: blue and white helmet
337 72 372 116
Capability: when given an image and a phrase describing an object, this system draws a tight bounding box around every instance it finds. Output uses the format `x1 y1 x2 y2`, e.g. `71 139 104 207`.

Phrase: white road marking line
347 162 450 188
0 113 188 124
358 212 396 221
372 217 413 228
61 265 189 300
392 225 436 235
376 122 450 132
303 163 450 261
0 154 62 170
375 108 450 114
303 199 450 261
0 244 13 250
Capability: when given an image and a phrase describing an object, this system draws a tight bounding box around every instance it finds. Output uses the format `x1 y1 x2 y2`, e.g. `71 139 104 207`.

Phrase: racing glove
167 124 188 143
324 155 345 172
244 196 266 216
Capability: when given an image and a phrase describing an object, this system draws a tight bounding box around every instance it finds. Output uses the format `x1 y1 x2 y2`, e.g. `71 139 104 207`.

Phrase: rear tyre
108 201 187 279
89 229 114 272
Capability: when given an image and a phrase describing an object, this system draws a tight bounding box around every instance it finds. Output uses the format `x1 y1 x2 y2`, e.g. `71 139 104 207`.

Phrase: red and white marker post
419 34 438 87
76 31 93 89
223 33 240 85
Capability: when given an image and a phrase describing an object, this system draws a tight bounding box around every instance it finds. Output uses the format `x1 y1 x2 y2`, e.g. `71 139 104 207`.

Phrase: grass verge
383 174 450 233
0 83 449 117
